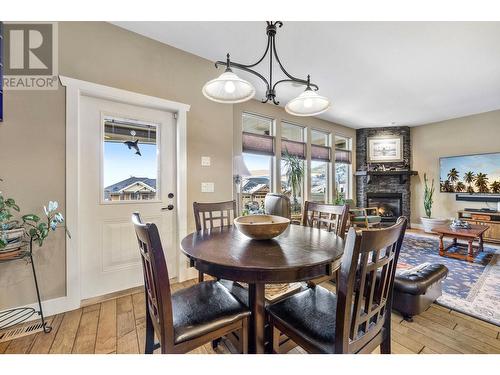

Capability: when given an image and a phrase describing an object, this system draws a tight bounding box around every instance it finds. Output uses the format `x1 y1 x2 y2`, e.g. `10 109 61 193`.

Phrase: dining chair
301 201 349 287
132 212 250 354
193 200 237 282
267 217 408 354
344 199 382 229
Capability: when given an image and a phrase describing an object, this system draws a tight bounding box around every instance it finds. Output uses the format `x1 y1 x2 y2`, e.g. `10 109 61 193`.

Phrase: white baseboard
0 295 78 325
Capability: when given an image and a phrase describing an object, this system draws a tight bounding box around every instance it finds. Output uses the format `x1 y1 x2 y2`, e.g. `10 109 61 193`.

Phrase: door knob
162 204 174 211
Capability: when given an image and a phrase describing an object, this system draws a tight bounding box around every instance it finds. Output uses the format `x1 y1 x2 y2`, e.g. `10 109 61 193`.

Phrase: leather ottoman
392 263 448 321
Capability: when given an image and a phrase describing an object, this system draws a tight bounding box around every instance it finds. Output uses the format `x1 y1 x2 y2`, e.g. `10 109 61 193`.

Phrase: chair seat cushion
351 215 381 223
266 286 337 353
393 263 448 295
172 280 250 344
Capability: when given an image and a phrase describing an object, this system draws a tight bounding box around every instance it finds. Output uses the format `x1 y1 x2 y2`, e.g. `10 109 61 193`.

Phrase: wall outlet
201 156 211 166
201 182 215 193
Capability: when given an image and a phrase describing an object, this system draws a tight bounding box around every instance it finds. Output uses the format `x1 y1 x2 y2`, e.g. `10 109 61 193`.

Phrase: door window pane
281 158 304 213
281 122 304 142
335 135 352 200
310 129 330 203
335 163 349 200
242 112 272 135
281 122 305 213
103 117 159 202
311 129 329 146
241 153 271 214
311 160 328 203
335 135 350 149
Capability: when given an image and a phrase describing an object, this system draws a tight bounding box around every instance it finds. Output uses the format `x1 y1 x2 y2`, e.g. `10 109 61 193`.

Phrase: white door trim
57 75 191 314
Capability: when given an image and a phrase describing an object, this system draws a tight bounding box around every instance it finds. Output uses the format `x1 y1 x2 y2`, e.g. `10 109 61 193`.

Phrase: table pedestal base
248 283 265 354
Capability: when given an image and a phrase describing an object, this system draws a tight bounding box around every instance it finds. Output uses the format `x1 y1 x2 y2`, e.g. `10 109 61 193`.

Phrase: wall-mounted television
440 152 500 194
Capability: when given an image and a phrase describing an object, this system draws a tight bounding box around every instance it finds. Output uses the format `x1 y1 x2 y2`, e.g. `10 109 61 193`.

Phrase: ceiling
113 22 500 129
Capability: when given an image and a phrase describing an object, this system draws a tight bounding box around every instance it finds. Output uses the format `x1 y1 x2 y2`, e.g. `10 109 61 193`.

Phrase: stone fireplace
356 126 415 226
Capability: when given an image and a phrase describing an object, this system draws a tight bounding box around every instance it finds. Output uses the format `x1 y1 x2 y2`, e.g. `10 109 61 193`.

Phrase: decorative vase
420 217 450 233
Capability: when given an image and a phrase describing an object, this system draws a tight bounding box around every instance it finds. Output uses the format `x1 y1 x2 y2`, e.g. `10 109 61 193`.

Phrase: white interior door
79 95 177 300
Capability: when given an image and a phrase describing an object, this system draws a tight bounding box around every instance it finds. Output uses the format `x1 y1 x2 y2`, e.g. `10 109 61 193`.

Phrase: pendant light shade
202 70 255 104
285 88 330 117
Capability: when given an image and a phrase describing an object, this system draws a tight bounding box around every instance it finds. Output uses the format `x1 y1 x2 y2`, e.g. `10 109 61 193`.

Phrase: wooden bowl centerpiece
234 215 290 240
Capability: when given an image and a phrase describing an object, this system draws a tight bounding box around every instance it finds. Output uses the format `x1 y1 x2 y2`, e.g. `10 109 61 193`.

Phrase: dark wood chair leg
211 338 221 349
402 313 413 322
145 314 155 354
380 337 391 354
380 317 392 354
198 271 204 283
240 317 249 354
272 326 280 354
334 269 340 293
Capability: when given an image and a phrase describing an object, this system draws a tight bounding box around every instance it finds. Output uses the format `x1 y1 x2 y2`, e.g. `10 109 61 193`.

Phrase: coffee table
433 224 489 262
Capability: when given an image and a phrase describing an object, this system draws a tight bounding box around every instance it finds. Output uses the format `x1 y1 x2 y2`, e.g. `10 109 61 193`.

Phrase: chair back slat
132 213 174 347
335 216 407 354
301 201 349 239
193 200 237 230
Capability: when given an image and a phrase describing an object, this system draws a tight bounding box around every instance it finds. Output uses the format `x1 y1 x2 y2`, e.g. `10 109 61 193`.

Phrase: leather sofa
392 263 449 321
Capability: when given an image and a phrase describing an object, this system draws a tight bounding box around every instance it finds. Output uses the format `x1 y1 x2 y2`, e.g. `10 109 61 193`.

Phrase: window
335 135 352 200
103 116 159 202
281 122 306 213
241 113 274 214
311 129 331 203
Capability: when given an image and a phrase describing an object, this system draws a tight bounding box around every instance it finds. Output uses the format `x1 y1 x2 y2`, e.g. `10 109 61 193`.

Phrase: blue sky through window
103 142 158 187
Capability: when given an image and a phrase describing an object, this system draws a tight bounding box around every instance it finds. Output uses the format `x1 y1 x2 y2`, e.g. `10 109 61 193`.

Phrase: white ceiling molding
112 21 500 129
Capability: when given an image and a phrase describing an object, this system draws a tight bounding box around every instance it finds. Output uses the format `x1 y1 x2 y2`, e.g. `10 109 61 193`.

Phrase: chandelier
202 21 331 117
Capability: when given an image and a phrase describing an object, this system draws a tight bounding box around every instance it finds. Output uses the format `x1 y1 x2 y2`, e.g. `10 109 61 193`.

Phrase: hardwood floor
1 278 499 354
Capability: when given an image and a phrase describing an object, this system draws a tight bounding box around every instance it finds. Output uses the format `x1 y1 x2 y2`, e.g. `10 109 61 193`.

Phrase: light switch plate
201 182 215 193
201 156 211 167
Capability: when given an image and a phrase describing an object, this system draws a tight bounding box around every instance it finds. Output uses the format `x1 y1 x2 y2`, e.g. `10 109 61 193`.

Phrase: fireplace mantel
355 170 418 184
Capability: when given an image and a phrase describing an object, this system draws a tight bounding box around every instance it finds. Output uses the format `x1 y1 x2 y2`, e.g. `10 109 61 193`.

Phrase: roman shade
282 139 306 159
242 131 275 156
335 149 352 164
311 144 331 162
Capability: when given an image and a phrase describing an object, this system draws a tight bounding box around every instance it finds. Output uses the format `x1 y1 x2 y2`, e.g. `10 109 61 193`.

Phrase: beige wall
0 22 349 309
411 109 500 225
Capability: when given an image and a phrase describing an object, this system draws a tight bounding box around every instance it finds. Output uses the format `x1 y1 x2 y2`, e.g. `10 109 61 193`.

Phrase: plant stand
0 239 51 333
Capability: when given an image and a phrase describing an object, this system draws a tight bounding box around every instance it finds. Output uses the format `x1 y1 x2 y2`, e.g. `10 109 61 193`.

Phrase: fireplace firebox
366 193 403 225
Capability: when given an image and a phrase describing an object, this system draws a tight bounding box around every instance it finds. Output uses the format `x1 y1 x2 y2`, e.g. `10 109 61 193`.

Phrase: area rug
399 233 500 326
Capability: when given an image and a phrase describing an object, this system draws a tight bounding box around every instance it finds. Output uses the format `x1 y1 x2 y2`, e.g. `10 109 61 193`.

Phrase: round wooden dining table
180 224 345 354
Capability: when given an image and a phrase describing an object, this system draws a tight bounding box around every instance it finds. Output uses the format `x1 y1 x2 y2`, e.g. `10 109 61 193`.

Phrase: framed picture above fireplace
367 136 403 163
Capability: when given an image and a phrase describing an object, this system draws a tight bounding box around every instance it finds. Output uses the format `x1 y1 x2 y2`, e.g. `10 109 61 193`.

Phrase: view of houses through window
335 135 352 200
310 129 330 203
103 117 159 202
240 112 352 214
241 113 273 213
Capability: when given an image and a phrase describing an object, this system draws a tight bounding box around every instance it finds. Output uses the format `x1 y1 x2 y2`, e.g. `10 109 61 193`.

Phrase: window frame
334 134 353 200
238 111 353 207
240 112 275 208
100 112 162 205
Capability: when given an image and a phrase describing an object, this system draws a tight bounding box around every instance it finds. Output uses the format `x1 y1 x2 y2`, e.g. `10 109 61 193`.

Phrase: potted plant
282 149 304 214
1 179 68 255
0 193 24 251
420 173 449 233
